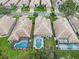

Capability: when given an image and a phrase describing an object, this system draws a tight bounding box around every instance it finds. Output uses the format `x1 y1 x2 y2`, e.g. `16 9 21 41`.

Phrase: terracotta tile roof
34 16 53 37
0 0 8 4
0 15 16 36
68 16 79 34
4 0 19 6
17 0 30 7
8 15 32 41
41 0 52 8
53 17 79 43
29 0 40 8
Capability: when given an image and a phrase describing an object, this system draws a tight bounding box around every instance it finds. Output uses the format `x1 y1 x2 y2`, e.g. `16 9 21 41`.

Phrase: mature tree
28 13 38 24
76 6 79 12
59 0 76 16
21 4 29 11
22 49 50 59
34 5 46 12
0 49 2 56
2 55 8 59
10 4 17 12
0 7 11 14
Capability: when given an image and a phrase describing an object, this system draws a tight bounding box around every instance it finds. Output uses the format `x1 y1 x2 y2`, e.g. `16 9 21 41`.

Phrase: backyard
0 36 79 59
0 36 55 59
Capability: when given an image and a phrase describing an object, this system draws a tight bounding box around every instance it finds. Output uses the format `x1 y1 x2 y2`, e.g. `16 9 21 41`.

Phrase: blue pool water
58 44 79 50
34 36 43 49
35 38 42 48
14 40 28 49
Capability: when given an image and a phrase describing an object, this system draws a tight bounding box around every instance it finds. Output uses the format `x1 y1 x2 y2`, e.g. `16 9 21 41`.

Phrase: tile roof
0 0 8 4
29 0 40 8
34 16 53 37
53 17 79 43
41 0 52 8
0 15 16 36
17 0 30 7
4 0 19 6
68 16 79 34
8 15 32 41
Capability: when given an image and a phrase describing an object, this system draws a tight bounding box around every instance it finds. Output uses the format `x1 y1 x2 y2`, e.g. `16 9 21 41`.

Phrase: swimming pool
14 40 28 49
58 44 79 50
33 36 44 49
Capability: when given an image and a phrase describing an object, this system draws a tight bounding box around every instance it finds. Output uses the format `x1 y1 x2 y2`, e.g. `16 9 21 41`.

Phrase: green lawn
0 37 79 59
0 37 27 59
44 38 79 59
45 38 56 48
0 37 38 59
55 50 79 59
0 37 54 59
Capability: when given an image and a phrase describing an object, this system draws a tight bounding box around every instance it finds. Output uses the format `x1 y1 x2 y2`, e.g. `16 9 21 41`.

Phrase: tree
21 4 29 12
10 4 17 12
0 7 11 14
50 13 57 22
76 6 79 12
2 55 8 59
59 0 76 16
34 5 46 12
0 49 2 56
28 13 38 24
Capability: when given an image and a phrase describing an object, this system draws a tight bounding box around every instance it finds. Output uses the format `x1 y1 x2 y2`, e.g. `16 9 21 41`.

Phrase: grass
45 38 56 48
0 37 18 59
44 38 79 59
0 37 79 59
55 50 79 59
0 37 32 59
0 13 79 59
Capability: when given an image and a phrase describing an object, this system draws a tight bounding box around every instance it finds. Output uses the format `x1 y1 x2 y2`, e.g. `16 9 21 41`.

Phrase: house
0 0 8 5
17 0 30 7
53 17 79 50
4 0 20 7
41 0 52 13
33 16 52 49
34 16 53 37
30 0 40 6
8 15 32 42
68 16 79 36
53 17 79 43
29 0 40 12
8 15 32 49
0 15 16 37
41 0 52 8
29 0 40 8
